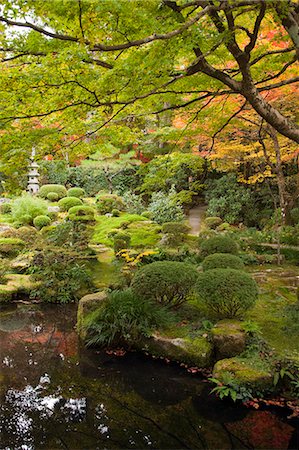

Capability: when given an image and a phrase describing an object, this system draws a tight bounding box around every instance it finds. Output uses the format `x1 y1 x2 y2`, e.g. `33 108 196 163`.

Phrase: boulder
0 274 39 302
138 332 213 368
213 357 273 390
211 320 246 359
77 291 108 341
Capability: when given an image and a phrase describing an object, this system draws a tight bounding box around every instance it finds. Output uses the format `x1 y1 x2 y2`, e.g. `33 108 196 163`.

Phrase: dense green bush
30 249 91 303
112 209 120 217
0 203 11 214
39 184 67 199
113 232 131 253
11 195 49 225
148 190 184 224
131 261 199 308
68 205 95 222
0 237 25 255
161 222 191 245
46 192 59 202
58 196 83 211
67 187 85 198
33 215 52 230
40 160 68 185
290 208 299 225
216 222 232 232
202 253 244 271
205 217 222 229
199 235 239 257
96 193 125 214
85 289 174 347
16 226 38 245
196 268 258 318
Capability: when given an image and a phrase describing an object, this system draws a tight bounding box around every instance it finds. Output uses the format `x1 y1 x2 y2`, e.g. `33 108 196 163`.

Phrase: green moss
127 222 161 248
211 320 244 336
0 274 39 302
92 213 146 246
213 356 272 389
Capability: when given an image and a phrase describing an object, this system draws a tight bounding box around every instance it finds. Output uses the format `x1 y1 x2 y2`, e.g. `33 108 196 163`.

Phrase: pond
0 304 298 450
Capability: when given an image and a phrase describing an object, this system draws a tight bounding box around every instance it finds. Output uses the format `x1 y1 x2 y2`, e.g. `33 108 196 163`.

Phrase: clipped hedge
58 196 83 211
67 187 85 198
196 268 258 318
131 261 199 308
39 184 67 200
47 192 59 202
199 235 238 257
68 205 95 222
33 215 52 230
96 193 125 214
202 253 244 271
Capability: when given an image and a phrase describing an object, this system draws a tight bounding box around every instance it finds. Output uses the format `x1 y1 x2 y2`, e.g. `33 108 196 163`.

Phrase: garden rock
77 291 108 340
48 206 60 213
211 320 246 359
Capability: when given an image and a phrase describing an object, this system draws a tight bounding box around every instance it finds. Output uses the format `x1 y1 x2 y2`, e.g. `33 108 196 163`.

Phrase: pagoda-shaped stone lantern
27 148 40 195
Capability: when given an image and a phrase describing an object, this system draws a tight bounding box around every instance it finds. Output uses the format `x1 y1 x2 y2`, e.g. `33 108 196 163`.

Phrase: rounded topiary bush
67 187 85 198
202 253 244 271
96 193 125 214
39 184 67 200
0 203 11 214
161 222 191 235
199 235 238 257
205 216 222 229
131 261 199 308
33 215 52 230
196 268 258 318
112 209 120 217
58 196 83 211
47 192 59 202
68 205 95 222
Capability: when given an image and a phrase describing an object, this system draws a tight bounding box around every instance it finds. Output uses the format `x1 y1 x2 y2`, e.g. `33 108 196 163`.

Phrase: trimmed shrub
196 268 258 318
161 222 191 246
67 187 85 198
0 203 11 214
17 226 38 244
33 215 52 230
85 289 174 347
58 196 83 211
39 184 67 200
141 211 152 219
47 192 59 202
96 193 125 214
68 205 95 222
11 195 49 225
131 261 199 308
0 237 25 255
199 235 238 257
205 216 222 229
216 222 232 232
113 232 131 253
202 253 244 271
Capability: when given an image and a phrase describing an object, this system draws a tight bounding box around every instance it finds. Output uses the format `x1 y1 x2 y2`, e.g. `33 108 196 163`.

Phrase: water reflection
0 304 297 449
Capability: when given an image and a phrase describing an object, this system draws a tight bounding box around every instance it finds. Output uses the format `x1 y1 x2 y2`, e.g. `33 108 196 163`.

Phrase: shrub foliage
196 268 258 318
202 253 244 271
58 196 83 211
39 184 67 199
199 235 238 257
11 195 49 225
131 261 199 308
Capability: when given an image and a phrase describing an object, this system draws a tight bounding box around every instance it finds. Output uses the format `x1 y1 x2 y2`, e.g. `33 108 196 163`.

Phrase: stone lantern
27 148 40 195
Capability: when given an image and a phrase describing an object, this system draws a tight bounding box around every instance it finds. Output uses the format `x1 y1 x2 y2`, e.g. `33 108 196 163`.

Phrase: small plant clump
205 217 222 229
199 235 239 257
39 184 67 199
68 205 95 222
67 187 85 198
58 196 83 211
131 261 199 308
33 215 52 230
0 203 12 214
202 253 244 271
96 193 125 214
113 232 131 253
196 268 258 318
85 289 174 347
11 195 49 225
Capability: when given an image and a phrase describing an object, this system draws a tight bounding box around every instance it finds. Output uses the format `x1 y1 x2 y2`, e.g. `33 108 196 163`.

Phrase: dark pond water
0 304 298 450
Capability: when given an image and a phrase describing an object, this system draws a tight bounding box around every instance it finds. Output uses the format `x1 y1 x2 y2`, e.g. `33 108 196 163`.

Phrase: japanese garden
0 0 298 448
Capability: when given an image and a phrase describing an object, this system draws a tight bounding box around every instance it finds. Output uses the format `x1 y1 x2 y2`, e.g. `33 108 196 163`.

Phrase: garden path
188 205 207 235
